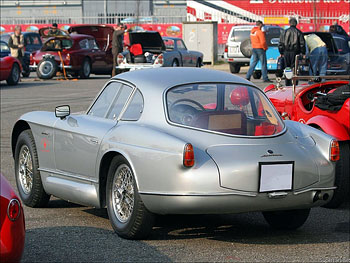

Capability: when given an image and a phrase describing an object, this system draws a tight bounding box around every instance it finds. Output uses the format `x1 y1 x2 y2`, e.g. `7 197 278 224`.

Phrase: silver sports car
12 68 339 239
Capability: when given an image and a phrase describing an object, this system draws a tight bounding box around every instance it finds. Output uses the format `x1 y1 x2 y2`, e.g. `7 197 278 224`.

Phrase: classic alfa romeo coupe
12 68 338 239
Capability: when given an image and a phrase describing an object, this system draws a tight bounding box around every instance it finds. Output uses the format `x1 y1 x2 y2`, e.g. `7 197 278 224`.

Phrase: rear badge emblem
267 150 274 154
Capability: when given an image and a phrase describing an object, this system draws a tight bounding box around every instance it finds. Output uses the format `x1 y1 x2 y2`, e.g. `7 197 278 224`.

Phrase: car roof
45 34 93 41
162 36 181 41
113 68 252 92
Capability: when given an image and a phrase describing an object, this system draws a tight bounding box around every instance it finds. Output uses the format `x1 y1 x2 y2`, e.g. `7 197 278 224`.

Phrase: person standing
246 21 271 82
48 23 61 36
8 25 25 72
112 24 125 77
278 17 306 85
304 34 328 78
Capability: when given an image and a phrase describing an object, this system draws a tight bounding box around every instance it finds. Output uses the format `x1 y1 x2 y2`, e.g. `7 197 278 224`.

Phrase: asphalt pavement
0 67 349 263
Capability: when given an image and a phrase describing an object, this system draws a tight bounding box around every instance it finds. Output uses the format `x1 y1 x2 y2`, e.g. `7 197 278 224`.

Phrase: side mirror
55 105 70 119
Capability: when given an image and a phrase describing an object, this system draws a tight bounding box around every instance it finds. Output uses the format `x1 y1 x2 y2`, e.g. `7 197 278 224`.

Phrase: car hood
129 32 165 51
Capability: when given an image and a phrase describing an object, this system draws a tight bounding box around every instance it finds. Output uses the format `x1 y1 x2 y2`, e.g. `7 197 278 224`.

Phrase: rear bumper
116 63 162 70
30 62 73 70
140 187 335 215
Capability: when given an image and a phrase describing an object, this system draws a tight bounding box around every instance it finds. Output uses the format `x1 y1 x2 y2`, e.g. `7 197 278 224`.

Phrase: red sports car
0 41 22 85
30 25 114 79
0 174 25 263
265 79 350 208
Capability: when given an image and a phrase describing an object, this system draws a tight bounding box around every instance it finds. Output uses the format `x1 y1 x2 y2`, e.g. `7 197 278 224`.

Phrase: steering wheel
170 99 205 126
170 99 205 111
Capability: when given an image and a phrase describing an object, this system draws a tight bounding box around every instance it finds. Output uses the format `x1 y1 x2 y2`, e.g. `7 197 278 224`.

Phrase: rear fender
307 115 349 141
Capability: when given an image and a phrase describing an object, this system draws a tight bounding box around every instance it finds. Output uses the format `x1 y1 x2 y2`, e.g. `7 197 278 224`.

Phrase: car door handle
89 138 99 144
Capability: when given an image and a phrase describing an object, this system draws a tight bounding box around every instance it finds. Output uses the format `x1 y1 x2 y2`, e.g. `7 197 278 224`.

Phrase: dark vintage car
298 32 350 75
0 32 42 53
0 41 22 85
116 31 203 71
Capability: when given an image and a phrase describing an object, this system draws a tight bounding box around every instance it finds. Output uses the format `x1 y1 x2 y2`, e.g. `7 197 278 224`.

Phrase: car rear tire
79 58 91 79
322 142 349 208
263 208 310 230
240 39 252 58
106 156 155 239
6 63 21 85
229 63 240 74
37 57 58 79
253 71 262 79
15 129 50 207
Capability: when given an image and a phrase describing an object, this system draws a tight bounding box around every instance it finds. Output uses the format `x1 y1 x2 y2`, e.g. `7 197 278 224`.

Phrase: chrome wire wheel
18 145 33 195
112 164 134 223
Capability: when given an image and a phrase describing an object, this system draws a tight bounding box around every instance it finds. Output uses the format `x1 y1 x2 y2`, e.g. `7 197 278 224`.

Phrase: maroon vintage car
30 25 114 79
0 174 25 263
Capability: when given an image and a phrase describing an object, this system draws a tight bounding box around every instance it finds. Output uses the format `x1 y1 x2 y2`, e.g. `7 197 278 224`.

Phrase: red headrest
230 87 250 106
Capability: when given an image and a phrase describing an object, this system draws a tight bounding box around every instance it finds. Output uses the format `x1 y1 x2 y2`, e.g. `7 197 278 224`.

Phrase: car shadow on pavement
0 81 57 90
22 226 171 262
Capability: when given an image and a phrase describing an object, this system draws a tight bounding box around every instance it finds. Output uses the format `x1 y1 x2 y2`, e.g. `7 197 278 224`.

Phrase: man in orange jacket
246 21 272 82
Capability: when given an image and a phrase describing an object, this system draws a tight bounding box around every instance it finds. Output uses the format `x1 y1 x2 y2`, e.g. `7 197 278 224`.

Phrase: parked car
298 32 350 75
223 24 284 74
12 68 338 239
116 32 203 71
0 174 25 263
0 32 42 53
30 34 113 79
0 41 22 85
264 78 349 208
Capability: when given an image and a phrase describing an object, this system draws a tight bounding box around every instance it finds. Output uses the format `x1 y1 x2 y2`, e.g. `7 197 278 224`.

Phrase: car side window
121 90 144 121
106 85 133 120
79 39 89 49
176 40 187 50
89 39 99 50
24 36 31 45
32 35 41 45
88 82 122 118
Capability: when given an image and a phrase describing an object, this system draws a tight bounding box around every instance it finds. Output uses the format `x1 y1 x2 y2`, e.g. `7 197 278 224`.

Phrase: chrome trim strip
293 187 336 195
139 191 257 197
38 168 98 183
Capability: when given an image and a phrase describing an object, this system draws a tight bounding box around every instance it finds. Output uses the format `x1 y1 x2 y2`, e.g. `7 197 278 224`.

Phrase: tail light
330 140 340 162
30 53 33 64
183 143 195 167
155 54 164 65
65 53 70 65
117 53 124 65
7 199 21 221
224 45 228 53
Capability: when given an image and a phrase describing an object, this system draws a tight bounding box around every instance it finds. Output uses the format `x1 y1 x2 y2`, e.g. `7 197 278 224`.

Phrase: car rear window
230 29 251 42
167 83 284 137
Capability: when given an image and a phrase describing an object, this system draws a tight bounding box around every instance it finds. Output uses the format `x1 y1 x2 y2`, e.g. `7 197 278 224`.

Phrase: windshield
167 83 284 137
42 39 73 51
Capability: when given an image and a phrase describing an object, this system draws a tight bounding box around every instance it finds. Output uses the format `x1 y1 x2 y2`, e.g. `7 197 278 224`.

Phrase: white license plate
229 47 239 54
267 59 277 64
259 162 294 192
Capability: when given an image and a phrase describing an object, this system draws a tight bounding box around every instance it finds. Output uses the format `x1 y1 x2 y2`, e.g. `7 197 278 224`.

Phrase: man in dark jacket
278 17 306 85
112 24 125 76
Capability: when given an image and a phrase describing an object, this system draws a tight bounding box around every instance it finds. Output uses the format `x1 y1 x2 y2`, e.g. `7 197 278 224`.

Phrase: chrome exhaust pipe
313 191 330 202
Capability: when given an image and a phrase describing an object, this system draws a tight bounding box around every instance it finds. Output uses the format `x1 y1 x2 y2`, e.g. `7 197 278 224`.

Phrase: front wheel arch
12 120 31 158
